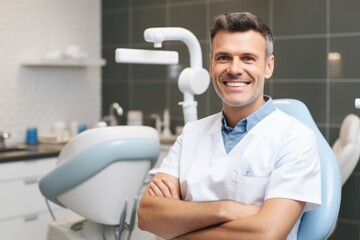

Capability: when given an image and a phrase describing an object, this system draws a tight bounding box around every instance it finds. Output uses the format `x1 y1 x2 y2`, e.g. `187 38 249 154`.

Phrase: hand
148 177 180 199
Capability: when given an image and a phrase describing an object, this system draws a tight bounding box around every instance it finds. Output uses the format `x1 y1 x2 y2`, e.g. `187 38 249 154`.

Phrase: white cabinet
0 158 78 240
0 209 76 240
0 145 173 240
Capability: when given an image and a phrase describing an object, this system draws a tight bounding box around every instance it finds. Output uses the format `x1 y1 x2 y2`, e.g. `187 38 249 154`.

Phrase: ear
209 53 213 76
265 55 274 79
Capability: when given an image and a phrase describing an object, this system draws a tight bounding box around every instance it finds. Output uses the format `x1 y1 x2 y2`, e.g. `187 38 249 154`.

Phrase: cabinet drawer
0 158 57 182
0 211 51 240
0 209 80 240
0 177 48 220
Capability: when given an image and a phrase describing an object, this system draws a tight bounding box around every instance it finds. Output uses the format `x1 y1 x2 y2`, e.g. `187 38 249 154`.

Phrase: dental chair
332 113 360 185
274 99 341 240
39 126 161 240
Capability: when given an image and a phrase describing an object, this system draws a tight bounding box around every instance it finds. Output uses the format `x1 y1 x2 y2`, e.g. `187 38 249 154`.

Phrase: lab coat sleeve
157 133 182 178
265 123 321 212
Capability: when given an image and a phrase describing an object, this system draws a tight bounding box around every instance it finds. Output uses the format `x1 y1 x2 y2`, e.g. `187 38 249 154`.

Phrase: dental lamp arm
144 27 202 68
144 27 210 123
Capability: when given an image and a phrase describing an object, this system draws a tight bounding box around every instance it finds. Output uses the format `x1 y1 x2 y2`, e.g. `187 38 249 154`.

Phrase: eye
215 55 231 62
242 55 255 62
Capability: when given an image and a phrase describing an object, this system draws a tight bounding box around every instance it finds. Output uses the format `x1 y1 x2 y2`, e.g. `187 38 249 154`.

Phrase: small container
127 111 143 125
53 121 66 143
78 124 87 133
26 127 38 145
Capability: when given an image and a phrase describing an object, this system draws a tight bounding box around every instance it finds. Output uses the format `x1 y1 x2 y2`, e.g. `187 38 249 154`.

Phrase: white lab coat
159 108 321 240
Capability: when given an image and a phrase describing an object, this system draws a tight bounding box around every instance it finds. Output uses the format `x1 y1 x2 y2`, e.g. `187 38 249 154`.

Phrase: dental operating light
116 27 210 124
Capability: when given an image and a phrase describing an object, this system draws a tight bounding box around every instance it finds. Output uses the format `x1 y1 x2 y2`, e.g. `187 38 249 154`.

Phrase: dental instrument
102 102 123 126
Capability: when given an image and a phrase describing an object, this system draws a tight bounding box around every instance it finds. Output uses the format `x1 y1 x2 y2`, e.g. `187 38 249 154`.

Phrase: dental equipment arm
115 27 210 124
144 27 210 123
115 48 179 65
144 27 202 68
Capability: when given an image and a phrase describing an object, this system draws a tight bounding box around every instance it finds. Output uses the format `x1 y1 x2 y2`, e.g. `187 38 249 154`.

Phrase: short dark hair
210 12 273 59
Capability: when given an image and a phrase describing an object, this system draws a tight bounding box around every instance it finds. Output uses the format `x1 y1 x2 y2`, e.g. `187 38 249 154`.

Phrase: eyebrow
213 51 259 59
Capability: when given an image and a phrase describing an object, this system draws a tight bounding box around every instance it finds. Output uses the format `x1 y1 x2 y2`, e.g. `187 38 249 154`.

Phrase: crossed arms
138 172 305 240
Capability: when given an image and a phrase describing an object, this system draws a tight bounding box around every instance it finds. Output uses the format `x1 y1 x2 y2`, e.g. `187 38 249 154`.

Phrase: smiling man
138 12 321 240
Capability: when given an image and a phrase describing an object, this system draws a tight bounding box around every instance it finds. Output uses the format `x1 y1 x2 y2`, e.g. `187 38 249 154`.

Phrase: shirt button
244 169 252 176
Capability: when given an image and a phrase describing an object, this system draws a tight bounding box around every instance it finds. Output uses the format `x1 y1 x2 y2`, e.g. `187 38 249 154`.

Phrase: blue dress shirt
221 96 276 153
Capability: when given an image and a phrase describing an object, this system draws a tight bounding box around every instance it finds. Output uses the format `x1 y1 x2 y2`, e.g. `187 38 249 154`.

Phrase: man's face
210 30 274 112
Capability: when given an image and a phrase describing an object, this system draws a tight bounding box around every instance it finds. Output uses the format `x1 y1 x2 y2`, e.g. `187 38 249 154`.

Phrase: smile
224 81 249 87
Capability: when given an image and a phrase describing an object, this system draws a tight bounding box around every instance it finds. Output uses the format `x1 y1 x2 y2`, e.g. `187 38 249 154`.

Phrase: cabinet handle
23 176 38 185
23 213 39 222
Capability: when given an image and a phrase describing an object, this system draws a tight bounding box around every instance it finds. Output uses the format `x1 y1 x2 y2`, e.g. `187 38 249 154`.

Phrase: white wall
0 0 102 143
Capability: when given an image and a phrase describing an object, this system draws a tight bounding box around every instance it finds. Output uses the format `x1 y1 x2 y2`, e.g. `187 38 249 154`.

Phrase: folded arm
139 172 304 239
172 198 305 240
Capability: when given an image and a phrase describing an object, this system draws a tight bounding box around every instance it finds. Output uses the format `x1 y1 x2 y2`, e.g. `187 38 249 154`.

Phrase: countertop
0 138 175 164
0 143 64 163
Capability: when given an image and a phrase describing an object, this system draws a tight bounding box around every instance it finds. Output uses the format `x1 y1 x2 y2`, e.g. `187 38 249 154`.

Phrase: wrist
217 200 235 222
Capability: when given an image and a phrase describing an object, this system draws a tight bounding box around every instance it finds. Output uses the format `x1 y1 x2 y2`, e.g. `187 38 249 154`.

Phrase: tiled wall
102 0 360 238
0 0 102 144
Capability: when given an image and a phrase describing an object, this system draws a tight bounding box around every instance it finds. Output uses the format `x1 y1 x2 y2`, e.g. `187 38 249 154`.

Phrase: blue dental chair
38 126 161 240
274 99 341 240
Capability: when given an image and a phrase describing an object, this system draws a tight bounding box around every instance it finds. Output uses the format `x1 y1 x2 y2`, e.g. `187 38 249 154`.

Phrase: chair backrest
273 99 341 240
332 114 360 185
39 126 161 225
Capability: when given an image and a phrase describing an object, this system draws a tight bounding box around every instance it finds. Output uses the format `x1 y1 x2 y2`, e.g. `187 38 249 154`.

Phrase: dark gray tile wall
102 0 360 238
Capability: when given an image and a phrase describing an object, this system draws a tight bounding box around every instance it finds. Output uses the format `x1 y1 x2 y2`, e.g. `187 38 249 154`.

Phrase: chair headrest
39 126 161 206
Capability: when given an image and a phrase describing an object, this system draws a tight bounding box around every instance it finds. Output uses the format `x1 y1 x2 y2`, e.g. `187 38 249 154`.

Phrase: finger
152 178 172 198
161 178 179 199
149 182 164 197
148 188 155 196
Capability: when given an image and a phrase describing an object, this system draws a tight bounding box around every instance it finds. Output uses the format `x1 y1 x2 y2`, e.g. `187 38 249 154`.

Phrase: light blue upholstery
273 99 341 240
39 137 160 206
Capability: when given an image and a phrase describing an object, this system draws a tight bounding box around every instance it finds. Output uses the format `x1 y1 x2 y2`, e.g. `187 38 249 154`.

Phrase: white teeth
225 82 248 87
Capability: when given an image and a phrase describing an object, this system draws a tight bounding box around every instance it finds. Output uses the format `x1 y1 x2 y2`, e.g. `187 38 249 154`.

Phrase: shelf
21 58 106 67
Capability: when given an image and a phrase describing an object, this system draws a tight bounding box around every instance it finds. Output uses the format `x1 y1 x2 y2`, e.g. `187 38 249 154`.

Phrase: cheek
246 64 267 77
211 64 227 78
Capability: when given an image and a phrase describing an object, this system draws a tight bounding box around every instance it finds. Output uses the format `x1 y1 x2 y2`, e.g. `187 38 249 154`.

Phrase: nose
227 57 244 76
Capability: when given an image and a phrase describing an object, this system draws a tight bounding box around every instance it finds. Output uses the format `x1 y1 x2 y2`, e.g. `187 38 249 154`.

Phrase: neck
223 97 266 127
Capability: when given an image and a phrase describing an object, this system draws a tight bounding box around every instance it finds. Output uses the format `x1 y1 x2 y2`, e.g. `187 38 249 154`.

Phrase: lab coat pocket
234 175 269 205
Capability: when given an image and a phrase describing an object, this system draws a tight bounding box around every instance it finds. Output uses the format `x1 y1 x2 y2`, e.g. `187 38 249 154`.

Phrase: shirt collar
221 95 276 132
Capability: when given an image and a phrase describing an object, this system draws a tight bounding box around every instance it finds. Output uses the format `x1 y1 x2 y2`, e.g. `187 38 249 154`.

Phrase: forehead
212 30 266 56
